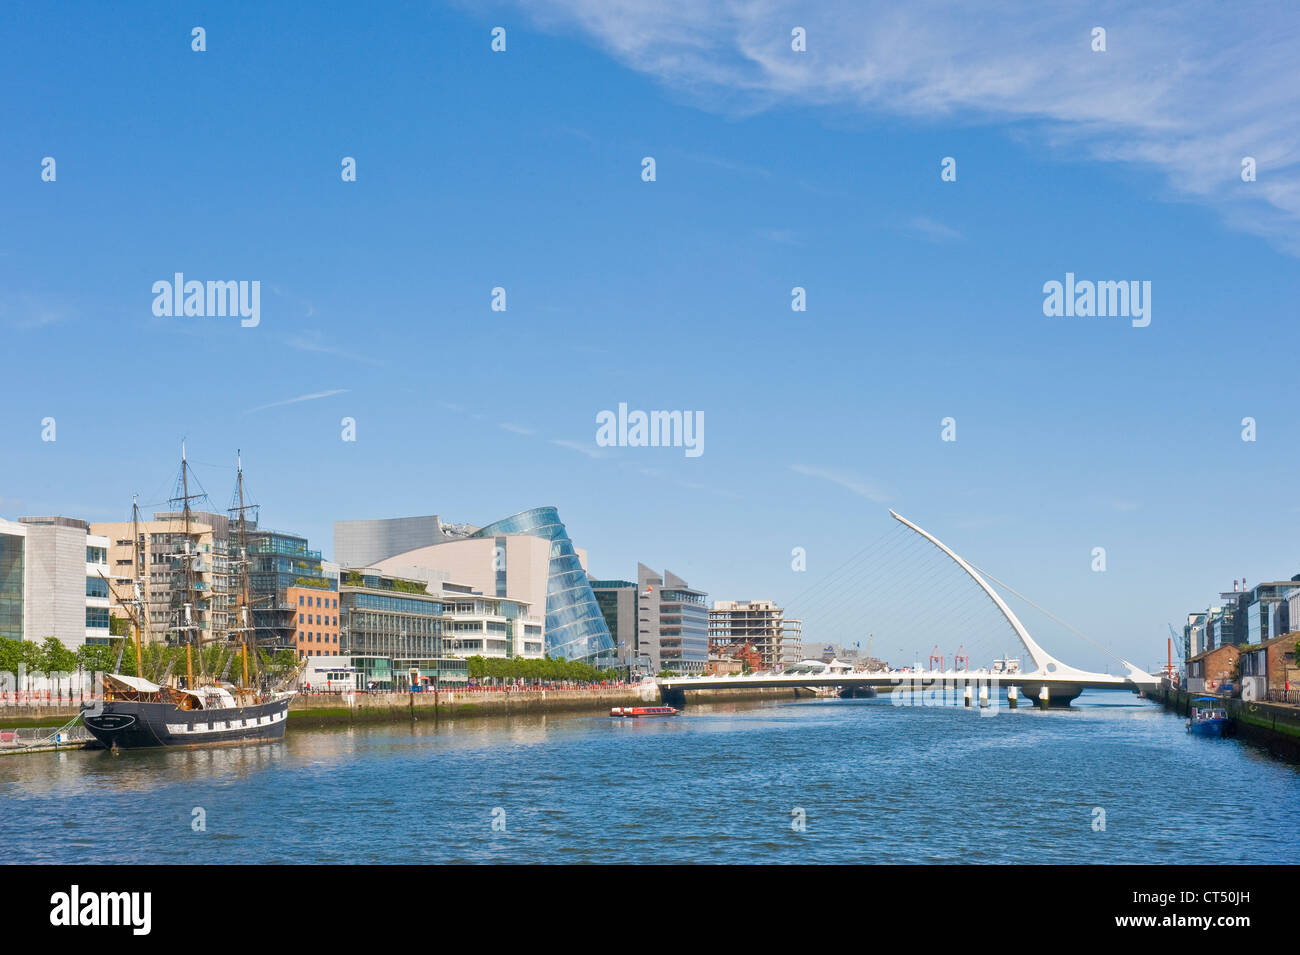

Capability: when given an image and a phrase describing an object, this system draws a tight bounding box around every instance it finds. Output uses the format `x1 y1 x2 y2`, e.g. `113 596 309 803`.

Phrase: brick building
289 584 340 659
1240 631 1298 697
1186 643 1240 693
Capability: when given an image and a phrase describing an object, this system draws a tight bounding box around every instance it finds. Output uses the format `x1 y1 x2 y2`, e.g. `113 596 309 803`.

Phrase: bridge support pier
660 686 686 708
1020 683 1082 708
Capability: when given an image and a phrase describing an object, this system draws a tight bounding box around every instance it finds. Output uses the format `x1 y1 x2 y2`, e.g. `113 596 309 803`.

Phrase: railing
292 682 635 696
0 725 95 748
1267 688 1300 705
0 689 96 706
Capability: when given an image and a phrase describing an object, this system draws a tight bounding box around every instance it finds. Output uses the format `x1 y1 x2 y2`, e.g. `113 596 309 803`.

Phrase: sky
2 1 1298 673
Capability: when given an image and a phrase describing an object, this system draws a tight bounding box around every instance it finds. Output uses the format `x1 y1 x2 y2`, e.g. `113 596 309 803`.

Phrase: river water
3 690 1296 864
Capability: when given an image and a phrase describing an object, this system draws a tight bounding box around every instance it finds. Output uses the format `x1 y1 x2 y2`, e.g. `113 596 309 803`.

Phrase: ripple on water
2 692 1297 863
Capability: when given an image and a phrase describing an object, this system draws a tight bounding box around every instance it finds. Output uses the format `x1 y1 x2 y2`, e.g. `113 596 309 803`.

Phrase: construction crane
1165 623 1186 682
1167 623 1186 663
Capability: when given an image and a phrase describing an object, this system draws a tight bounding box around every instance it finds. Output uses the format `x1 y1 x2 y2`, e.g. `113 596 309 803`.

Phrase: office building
635 565 709 674
338 569 466 689
289 583 341 659
710 599 803 671
590 578 640 671
342 506 614 665
0 516 111 649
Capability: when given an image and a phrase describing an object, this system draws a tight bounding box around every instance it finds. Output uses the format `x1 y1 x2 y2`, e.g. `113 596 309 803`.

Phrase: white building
0 516 112 649
370 536 555 656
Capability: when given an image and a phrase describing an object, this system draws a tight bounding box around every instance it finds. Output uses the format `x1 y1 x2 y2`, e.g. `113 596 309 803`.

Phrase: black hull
80 697 290 749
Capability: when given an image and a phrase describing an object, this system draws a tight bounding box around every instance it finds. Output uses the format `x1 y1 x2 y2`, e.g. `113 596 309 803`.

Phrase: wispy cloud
551 438 605 459
790 464 889 503
904 216 962 243
499 423 536 435
0 294 73 330
244 389 350 415
517 0 1300 254
287 331 384 366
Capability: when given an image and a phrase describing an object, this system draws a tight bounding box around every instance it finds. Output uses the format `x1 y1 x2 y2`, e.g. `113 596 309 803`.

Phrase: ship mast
131 494 145 677
167 441 209 686
228 450 259 691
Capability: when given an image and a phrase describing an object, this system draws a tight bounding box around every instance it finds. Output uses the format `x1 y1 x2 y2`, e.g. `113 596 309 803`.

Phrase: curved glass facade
470 507 615 664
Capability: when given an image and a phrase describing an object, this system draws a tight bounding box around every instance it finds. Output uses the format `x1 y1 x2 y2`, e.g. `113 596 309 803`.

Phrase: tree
77 642 119 683
0 638 23 697
39 637 78 699
20 640 43 694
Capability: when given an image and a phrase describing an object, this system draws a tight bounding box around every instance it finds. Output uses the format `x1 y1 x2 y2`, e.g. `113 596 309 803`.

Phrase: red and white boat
609 705 679 718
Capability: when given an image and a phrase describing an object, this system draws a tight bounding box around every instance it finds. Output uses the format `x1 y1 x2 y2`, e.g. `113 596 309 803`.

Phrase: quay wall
1 683 804 735
1147 682 1300 761
289 686 655 727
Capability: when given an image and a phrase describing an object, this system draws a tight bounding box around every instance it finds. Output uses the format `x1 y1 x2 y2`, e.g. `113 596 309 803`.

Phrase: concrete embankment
0 706 80 728
1 684 803 741
1147 682 1300 761
289 687 654 727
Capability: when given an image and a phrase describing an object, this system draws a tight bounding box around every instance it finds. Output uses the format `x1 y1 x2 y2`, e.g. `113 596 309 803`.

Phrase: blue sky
3 1 1298 672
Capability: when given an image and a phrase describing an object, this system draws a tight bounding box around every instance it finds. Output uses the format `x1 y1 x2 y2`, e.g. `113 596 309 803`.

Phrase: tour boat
1186 698 1228 737
609 705 679 718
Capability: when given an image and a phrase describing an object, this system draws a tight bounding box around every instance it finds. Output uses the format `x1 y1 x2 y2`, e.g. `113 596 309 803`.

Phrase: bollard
1038 685 1050 709
1008 685 1019 709
979 684 989 708
964 684 973 708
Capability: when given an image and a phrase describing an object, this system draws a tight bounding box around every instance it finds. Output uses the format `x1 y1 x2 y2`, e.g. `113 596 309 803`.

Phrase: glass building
469 507 615 665
339 571 467 688
0 527 23 640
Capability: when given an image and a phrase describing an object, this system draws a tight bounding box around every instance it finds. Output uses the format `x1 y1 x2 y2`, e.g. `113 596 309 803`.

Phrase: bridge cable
967 562 1128 668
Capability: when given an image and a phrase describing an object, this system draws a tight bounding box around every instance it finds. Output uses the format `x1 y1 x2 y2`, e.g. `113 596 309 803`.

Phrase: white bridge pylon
888 509 1153 687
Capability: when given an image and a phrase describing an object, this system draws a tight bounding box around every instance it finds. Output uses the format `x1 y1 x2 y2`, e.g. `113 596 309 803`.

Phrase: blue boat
1187 697 1228 737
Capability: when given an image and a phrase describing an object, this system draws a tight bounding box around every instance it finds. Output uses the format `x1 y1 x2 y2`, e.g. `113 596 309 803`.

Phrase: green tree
0 638 23 697
20 640 43 694
39 637 78 699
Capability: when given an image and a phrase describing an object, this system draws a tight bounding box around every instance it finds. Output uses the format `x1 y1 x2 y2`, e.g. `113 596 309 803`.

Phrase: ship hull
1188 718 1227 737
80 696 290 749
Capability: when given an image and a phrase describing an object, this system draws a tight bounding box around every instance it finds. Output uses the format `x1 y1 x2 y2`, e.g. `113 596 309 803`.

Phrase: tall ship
81 447 298 749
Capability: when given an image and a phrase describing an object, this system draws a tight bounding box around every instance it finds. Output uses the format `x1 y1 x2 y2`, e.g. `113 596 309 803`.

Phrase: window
86 577 109 598
86 607 110 629
299 595 304 606
299 614 304 624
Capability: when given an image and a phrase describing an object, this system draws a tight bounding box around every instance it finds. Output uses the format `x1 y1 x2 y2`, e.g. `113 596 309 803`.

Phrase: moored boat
80 447 300 750
82 674 292 748
1187 697 1228 737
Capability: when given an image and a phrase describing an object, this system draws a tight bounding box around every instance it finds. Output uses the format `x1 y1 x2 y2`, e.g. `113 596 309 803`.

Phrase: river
2 690 1296 864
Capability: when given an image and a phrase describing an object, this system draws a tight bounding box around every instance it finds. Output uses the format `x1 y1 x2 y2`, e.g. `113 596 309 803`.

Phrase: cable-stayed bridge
660 510 1158 707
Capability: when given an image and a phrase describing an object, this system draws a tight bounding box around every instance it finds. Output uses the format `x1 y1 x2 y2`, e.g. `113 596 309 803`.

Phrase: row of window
299 632 339 645
298 594 338 609
299 614 338 626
